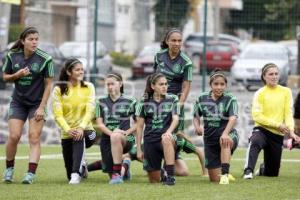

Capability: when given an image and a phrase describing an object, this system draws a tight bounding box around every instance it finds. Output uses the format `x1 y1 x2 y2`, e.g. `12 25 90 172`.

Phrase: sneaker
22 172 35 184
243 169 253 179
109 174 123 185
3 167 14 183
255 163 265 176
69 173 81 184
122 159 131 181
81 162 88 179
162 176 175 186
219 174 229 185
160 168 167 182
228 174 236 181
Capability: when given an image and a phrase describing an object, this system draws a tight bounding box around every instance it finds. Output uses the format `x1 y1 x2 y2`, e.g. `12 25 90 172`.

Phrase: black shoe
160 168 167 182
162 176 175 186
243 168 253 179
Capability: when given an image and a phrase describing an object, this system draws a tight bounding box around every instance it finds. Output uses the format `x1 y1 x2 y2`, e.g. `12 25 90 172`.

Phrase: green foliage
8 24 23 43
1 145 300 200
110 51 134 68
226 0 300 40
153 0 190 41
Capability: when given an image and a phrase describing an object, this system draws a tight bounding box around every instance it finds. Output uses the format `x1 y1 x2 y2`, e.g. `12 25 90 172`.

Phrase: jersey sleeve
135 100 145 118
2 53 13 74
43 58 54 78
173 96 180 116
183 61 193 81
193 98 202 118
78 83 96 129
129 98 137 120
153 53 159 71
227 97 238 117
284 88 294 131
52 86 71 132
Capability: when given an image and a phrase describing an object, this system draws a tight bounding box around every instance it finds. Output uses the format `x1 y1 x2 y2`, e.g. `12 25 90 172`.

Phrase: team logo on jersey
31 63 39 72
14 63 20 69
173 64 182 73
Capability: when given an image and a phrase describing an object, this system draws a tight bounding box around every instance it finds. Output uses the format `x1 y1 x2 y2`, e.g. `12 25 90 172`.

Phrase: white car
231 42 292 90
59 41 112 78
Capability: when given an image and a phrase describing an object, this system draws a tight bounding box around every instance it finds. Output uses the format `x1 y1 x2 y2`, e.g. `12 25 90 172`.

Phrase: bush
110 51 134 68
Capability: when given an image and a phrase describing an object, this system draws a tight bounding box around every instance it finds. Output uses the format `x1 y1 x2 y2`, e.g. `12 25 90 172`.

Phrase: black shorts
84 130 97 148
100 134 135 173
204 130 239 169
8 99 45 121
143 141 164 172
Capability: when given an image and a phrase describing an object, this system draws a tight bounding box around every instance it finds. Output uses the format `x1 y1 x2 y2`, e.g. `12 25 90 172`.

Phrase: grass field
1 145 300 200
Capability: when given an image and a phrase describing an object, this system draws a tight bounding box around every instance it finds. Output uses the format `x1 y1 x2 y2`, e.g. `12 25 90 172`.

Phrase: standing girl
154 28 197 175
2 27 54 184
136 73 179 185
193 69 239 184
95 72 136 184
52 58 96 184
243 63 300 179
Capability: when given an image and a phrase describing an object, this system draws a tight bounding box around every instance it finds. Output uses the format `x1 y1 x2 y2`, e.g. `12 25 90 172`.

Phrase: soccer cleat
160 168 167 182
243 169 253 179
228 174 236 181
122 159 131 181
109 174 123 185
81 162 88 179
162 176 175 186
69 173 81 184
22 172 35 184
219 174 229 185
3 167 14 183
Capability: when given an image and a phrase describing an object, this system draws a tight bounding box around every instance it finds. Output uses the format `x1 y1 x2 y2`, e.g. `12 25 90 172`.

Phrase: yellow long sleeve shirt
252 85 294 136
52 82 96 139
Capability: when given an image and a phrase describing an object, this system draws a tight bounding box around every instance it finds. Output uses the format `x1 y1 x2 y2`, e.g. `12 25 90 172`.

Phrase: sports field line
1 153 300 163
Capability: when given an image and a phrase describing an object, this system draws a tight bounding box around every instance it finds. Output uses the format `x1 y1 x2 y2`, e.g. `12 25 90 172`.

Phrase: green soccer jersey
193 91 238 145
2 48 54 105
135 94 180 143
95 94 136 140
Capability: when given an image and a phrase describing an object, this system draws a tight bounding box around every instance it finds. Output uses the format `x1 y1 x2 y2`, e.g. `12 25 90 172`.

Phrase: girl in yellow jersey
52 58 96 184
243 63 300 179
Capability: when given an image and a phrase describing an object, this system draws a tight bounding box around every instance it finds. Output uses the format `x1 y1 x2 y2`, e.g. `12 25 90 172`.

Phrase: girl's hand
195 126 204 136
17 67 31 78
34 107 44 121
74 128 84 141
279 124 290 135
220 133 231 148
67 129 77 139
137 148 144 161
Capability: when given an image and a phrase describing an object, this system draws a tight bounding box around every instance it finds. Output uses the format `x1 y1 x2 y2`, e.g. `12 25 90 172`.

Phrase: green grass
1 145 300 200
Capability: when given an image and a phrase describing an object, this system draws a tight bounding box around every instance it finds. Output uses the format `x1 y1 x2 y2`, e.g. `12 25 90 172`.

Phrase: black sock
165 165 174 177
221 163 230 175
122 161 129 175
87 160 102 172
112 164 122 175
6 159 15 168
28 162 38 174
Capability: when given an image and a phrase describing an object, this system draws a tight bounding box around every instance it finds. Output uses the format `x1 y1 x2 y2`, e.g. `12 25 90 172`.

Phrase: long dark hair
261 63 278 85
160 28 182 49
209 68 227 85
57 58 87 95
144 73 166 100
10 27 39 50
106 72 124 94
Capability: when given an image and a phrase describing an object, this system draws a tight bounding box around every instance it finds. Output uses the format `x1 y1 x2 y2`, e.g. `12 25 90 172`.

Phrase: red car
200 41 239 72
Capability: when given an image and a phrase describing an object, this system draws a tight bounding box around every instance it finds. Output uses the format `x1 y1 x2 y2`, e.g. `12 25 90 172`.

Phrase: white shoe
69 173 81 184
243 171 253 179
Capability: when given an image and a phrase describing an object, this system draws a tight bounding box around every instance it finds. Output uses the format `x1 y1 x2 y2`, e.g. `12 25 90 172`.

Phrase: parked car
279 40 298 74
199 41 239 72
59 41 112 78
231 42 292 91
183 33 242 70
131 43 161 79
39 42 66 78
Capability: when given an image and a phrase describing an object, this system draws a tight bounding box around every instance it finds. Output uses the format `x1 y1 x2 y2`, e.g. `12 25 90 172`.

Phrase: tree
226 0 300 40
153 0 190 41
